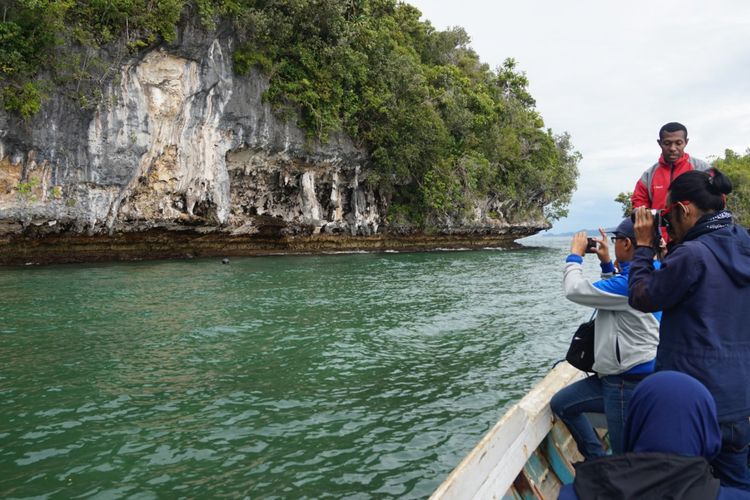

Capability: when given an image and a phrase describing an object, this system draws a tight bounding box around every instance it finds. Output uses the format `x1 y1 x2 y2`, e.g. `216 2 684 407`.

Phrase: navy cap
613 217 635 239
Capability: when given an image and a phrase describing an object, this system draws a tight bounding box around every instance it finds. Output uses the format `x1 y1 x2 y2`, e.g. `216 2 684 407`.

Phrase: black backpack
565 311 596 372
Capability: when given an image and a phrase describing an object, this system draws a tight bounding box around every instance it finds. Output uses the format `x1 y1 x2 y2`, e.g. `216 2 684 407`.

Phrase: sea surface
0 236 602 499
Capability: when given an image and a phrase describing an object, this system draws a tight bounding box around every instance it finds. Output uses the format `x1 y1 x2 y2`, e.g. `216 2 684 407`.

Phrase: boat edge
430 363 584 500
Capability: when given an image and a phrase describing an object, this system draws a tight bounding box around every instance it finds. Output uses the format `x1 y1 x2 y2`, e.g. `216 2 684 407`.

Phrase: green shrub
16 176 40 201
2 82 42 119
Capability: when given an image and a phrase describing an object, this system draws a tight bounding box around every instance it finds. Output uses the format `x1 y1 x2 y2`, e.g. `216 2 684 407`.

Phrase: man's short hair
659 122 688 140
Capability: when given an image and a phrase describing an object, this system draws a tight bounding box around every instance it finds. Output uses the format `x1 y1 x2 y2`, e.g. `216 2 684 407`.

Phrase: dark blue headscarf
624 371 722 459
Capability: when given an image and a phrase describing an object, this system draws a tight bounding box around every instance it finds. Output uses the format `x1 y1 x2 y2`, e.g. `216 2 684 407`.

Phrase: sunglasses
660 201 691 226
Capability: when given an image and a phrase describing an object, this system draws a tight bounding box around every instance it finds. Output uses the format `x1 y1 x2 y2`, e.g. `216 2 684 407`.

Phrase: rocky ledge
0 229 538 266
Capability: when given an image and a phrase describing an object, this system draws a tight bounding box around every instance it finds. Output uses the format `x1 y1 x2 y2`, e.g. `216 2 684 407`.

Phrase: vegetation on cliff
1 0 580 227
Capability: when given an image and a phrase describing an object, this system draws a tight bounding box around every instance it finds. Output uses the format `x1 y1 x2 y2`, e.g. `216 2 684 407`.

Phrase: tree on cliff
0 0 580 228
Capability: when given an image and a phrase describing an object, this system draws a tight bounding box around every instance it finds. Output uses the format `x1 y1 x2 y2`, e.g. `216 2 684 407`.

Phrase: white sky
407 0 750 232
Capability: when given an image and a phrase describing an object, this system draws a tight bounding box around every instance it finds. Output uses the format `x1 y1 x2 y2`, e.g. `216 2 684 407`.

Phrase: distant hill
537 228 616 237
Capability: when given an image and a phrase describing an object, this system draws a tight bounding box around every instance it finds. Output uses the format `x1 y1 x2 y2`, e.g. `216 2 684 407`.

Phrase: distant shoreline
531 228 617 237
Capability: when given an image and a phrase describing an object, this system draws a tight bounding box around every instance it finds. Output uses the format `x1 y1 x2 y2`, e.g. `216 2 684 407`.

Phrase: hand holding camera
571 228 611 264
585 237 597 253
631 207 663 249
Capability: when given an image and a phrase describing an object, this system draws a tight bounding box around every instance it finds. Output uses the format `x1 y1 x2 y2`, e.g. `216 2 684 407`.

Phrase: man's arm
563 229 628 309
564 256 630 311
631 178 651 208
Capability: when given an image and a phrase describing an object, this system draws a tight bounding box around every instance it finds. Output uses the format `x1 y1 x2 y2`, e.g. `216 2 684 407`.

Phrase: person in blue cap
551 218 661 458
559 371 750 499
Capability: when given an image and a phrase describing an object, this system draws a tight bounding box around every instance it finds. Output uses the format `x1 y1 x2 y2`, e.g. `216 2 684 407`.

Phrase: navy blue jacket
628 211 750 422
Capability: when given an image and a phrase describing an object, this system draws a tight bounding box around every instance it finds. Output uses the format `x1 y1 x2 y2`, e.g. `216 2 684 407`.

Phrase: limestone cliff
0 30 546 265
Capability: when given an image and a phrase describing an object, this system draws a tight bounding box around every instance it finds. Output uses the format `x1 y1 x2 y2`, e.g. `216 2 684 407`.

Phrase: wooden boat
430 363 607 500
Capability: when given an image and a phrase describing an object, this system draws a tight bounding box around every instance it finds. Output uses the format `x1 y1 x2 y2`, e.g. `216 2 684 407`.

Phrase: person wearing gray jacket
550 218 660 459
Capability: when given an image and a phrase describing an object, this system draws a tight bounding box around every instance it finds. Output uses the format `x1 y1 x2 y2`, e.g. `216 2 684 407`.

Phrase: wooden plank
521 448 561 499
542 431 575 486
549 420 581 461
513 470 542 500
430 363 584 500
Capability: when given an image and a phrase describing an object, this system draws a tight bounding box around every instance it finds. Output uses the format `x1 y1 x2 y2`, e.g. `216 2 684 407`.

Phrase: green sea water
0 238 601 499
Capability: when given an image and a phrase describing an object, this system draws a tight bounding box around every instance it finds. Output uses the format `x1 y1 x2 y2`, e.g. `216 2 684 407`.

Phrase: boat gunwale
430 363 585 499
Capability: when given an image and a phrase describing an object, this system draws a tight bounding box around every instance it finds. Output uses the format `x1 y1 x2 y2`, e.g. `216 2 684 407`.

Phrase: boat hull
431 363 604 500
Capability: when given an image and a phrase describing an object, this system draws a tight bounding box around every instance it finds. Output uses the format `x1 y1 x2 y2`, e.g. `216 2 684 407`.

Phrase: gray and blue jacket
564 257 660 376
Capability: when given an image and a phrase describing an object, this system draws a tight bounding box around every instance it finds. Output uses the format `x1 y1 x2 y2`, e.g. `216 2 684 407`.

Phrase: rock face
0 29 546 265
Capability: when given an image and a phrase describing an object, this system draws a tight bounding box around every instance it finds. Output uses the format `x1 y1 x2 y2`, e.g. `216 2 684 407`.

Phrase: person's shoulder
642 160 660 173
732 223 750 242
705 225 750 251
638 161 661 182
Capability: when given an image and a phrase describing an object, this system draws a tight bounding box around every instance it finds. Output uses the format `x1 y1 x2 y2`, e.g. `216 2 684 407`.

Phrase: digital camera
630 208 666 252
630 208 666 228
585 237 597 253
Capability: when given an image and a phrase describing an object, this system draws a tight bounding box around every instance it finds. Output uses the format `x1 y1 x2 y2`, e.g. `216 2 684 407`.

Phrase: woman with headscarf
629 168 750 489
559 371 750 499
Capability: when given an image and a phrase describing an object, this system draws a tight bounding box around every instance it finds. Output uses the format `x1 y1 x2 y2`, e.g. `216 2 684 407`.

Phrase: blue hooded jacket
628 211 750 422
559 371 750 499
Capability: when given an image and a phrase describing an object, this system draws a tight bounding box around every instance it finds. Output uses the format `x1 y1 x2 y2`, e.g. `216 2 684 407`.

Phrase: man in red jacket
631 122 711 210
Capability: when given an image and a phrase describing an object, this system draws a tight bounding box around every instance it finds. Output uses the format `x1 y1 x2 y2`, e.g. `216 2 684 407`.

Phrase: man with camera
552 219 661 459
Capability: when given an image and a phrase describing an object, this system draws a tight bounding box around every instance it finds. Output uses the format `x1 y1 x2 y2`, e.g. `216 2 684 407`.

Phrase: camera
630 208 666 228
585 237 597 253
630 208 666 253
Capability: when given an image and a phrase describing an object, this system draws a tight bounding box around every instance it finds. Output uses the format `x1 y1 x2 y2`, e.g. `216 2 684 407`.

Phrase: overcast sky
407 0 750 232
